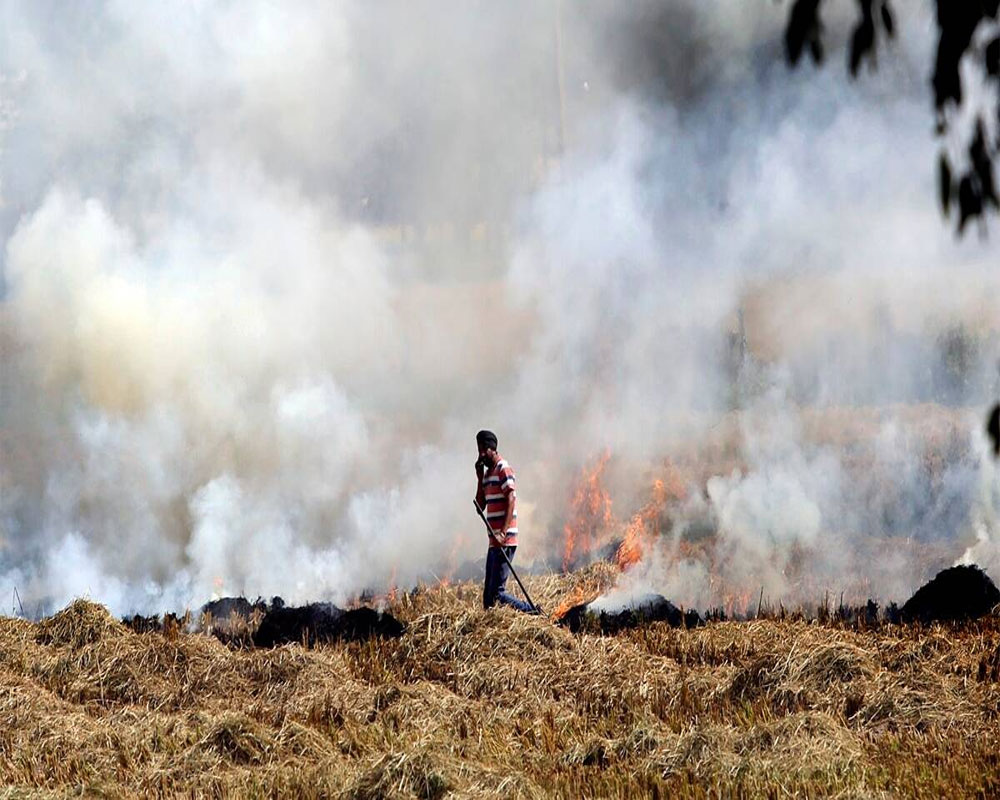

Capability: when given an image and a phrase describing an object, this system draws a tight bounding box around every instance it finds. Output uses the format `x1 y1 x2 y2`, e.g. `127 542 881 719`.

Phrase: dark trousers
482 546 533 612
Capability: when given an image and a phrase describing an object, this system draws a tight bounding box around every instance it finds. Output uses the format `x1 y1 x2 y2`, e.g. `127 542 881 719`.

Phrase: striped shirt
480 455 517 548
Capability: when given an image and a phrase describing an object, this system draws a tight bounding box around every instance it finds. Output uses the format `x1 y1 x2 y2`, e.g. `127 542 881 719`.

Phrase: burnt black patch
901 564 1000 624
333 607 406 642
121 613 163 634
201 596 270 621
253 603 343 647
253 603 405 647
557 603 591 634
558 594 697 634
121 611 186 635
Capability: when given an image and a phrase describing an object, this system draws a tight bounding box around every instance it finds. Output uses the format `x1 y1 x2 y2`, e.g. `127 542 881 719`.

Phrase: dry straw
0 571 998 797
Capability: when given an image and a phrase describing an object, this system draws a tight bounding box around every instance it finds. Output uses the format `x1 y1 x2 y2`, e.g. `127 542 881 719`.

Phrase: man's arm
503 492 516 537
475 462 486 508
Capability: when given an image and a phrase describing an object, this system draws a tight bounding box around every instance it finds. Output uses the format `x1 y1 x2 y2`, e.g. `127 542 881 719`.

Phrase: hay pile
1 569 998 797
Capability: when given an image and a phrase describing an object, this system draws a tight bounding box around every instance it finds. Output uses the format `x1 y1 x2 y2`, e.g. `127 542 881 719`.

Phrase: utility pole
554 0 567 157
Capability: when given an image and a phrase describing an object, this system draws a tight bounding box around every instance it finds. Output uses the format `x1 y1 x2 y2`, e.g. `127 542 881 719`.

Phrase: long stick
473 499 539 613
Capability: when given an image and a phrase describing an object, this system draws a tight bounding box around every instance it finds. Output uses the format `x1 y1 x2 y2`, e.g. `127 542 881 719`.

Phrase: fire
562 455 691 573
554 457 789 619
553 585 601 619
723 590 754 618
438 528 464 587
615 464 688 571
386 566 399 605
615 478 662 570
562 449 614 571
614 514 647 570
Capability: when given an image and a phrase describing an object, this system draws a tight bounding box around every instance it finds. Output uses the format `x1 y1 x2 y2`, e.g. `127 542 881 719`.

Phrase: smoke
1 1 998 616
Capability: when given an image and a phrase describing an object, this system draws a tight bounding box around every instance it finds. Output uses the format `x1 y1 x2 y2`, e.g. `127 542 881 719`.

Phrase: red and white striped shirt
480 455 517 548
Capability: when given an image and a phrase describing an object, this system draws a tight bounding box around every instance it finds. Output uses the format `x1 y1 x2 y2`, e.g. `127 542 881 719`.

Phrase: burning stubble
1 1 999 616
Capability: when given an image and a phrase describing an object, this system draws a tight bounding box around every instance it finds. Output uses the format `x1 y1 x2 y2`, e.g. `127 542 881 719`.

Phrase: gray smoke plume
1 1 997 616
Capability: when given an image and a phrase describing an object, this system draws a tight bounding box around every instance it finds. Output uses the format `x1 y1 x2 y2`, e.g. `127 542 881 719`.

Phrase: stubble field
1 563 998 799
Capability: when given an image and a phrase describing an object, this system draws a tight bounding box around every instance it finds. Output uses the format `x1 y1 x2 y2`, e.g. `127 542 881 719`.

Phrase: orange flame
562 455 692 573
723 590 754 618
615 478 661 570
562 449 614 571
553 585 602 619
615 464 688 571
438 528 464 587
615 514 648 570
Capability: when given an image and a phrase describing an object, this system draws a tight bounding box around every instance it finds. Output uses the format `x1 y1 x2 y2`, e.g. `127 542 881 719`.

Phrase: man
475 429 534 613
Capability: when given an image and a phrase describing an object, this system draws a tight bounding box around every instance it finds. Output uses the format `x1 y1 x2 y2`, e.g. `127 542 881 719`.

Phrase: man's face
478 444 497 465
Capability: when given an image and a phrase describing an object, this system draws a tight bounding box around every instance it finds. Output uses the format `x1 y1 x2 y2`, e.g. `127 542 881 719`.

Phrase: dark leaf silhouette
939 153 952 215
809 35 825 64
785 0 823 66
880 1 895 37
957 175 982 233
850 15 876 76
987 36 1000 77
932 7 981 111
848 1 877 77
971 119 999 209
988 403 1000 456
786 0 998 233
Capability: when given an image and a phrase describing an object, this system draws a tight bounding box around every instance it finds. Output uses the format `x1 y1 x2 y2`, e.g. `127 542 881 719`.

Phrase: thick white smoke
1 1 998 615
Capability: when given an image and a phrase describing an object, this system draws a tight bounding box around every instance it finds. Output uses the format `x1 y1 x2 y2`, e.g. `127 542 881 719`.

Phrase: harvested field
2 565 999 798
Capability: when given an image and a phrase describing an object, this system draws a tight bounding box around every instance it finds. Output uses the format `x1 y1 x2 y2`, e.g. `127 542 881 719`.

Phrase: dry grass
1 568 998 798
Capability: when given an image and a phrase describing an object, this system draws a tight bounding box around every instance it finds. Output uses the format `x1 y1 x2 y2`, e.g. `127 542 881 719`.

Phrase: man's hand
475 458 486 477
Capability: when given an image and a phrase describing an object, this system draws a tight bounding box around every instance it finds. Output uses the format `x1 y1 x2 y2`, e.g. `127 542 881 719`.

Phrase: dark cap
476 429 498 450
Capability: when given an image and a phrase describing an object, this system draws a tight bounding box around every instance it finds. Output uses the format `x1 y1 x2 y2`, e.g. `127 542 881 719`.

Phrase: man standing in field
475 430 534 613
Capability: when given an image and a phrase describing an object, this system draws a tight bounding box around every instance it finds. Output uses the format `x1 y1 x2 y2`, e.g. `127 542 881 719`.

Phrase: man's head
476 429 498 465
